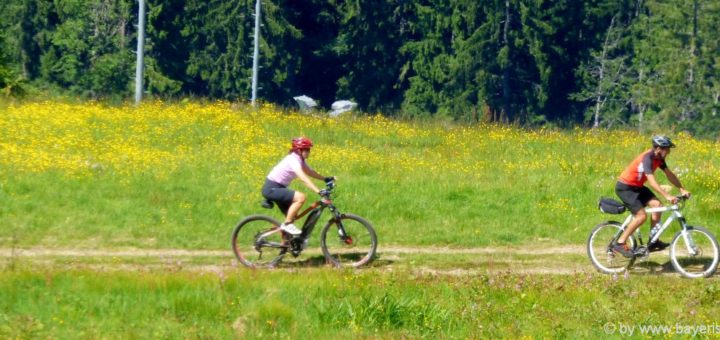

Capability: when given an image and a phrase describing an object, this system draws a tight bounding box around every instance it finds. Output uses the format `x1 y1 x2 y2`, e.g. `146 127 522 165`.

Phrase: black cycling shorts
615 181 658 214
261 179 295 215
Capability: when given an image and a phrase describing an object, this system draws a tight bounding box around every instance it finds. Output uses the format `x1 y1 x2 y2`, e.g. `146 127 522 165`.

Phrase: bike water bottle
649 223 661 241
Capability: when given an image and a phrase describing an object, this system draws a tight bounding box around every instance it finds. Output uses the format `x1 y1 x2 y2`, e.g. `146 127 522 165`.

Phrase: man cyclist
612 135 691 257
261 137 334 235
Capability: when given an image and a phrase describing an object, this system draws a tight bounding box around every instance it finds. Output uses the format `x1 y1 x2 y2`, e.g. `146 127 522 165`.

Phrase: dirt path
0 245 583 258
0 245 595 276
1 244 682 277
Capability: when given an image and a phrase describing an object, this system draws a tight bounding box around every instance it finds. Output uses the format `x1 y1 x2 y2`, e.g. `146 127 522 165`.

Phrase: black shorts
615 182 658 214
261 179 295 215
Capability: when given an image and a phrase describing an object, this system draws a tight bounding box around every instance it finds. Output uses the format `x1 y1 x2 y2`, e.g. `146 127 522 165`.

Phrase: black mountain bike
231 180 377 268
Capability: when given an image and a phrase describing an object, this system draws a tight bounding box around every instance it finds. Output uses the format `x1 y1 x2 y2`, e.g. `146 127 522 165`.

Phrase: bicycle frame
261 183 347 254
618 200 698 256
292 198 341 239
256 200 335 249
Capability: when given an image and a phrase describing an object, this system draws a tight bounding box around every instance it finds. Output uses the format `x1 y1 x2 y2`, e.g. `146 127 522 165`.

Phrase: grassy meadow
2 100 720 338
2 101 720 249
2 267 720 338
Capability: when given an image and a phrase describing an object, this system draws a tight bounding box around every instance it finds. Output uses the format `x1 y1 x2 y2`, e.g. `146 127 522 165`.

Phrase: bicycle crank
633 246 649 258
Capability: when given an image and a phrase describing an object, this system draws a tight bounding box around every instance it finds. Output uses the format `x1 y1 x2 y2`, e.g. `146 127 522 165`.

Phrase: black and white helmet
652 135 676 148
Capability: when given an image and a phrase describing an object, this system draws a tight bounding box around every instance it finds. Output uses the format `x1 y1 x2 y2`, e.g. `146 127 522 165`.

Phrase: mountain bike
231 180 377 268
587 195 719 278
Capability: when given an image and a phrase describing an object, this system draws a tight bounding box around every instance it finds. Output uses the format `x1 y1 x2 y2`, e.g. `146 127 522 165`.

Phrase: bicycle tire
320 213 377 268
231 215 287 268
669 226 719 278
587 221 637 274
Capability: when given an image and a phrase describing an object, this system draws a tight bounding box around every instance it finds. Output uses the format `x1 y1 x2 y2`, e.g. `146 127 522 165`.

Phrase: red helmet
291 137 313 150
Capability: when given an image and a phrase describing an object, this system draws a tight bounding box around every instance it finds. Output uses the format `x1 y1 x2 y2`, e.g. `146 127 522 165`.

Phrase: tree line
1 0 719 138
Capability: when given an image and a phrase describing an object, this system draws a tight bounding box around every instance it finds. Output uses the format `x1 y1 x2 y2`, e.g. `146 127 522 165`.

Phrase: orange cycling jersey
618 149 667 187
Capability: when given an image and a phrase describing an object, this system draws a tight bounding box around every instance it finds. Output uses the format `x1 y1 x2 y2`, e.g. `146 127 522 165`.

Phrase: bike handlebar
676 194 691 200
319 180 335 199
673 194 691 209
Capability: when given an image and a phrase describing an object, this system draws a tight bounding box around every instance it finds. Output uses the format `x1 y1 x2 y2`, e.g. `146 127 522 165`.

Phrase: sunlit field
2 101 720 249
3 101 720 338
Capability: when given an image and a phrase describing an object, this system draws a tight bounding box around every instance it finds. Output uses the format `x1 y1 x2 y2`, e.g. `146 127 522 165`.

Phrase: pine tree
630 0 720 137
334 0 415 113
572 14 633 128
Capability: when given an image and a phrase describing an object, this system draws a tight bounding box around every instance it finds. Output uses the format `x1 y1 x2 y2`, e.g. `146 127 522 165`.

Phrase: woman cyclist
262 137 334 235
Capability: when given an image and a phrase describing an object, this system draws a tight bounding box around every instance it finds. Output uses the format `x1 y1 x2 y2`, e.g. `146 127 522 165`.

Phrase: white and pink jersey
266 153 313 186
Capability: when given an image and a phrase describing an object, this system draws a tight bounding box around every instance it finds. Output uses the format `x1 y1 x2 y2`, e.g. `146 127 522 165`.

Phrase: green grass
1 265 719 338
3 101 720 337
2 102 720 249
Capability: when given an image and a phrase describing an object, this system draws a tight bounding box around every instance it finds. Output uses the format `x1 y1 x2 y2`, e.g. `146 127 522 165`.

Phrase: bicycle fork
334 218 353 245
326 206 352 245
679 225 700 257
672 215 700 256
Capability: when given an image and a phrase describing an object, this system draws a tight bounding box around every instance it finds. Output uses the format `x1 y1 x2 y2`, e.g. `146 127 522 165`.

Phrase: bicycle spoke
321 214 377 268
670 227 719 278
232 215 288 268
587 222 635 274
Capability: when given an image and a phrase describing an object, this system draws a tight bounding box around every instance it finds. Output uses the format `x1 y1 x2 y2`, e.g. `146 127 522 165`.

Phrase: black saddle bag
598 197 627 214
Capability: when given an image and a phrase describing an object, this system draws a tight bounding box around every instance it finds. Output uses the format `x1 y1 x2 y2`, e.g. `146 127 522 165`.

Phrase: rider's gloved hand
324 176 335 183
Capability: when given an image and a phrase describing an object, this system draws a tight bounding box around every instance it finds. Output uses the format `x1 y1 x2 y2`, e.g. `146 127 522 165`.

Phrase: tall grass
1 101 720 249
1 267 719 338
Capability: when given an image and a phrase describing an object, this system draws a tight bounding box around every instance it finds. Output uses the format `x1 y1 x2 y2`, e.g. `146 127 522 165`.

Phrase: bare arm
663 168 691 197
646 173 675 203
291 163 321 194
303 163 326 181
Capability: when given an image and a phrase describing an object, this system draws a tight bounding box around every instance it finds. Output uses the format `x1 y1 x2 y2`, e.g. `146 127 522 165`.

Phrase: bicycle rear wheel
320 214 377 268
231 215 288 268
669 226 719 278
587 221 637 274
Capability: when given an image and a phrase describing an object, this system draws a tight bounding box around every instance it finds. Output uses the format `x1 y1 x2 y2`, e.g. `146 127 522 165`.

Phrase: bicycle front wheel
587 221 636 274
320 214 377 268
669 226 719 278
231 215 287 268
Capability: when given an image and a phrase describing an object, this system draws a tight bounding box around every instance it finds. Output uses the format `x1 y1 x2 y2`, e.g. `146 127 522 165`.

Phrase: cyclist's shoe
611 242 633 258
280 223 302 235
648 239 670 252
633 246 649 257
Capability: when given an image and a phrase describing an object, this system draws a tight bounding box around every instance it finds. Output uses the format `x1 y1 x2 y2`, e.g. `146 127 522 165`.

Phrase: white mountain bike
587 195 719 278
